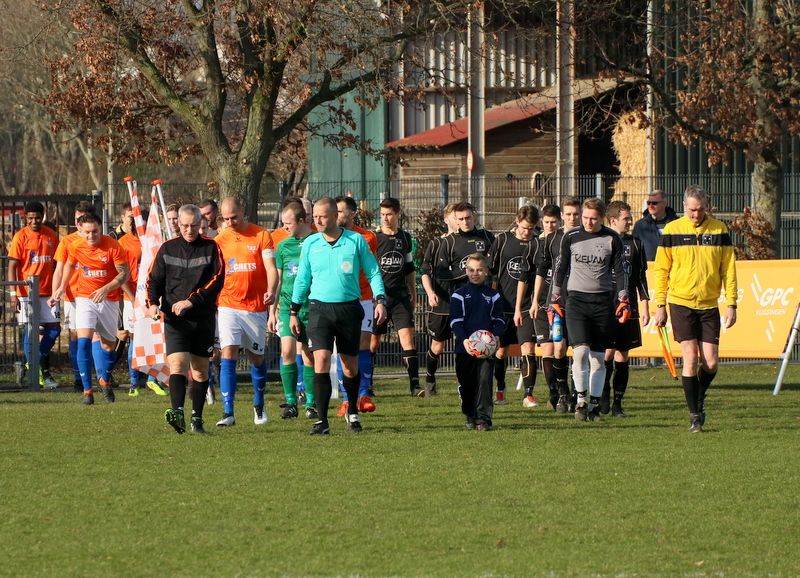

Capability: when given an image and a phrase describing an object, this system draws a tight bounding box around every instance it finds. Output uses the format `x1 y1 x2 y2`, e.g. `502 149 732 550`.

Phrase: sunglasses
646 200 663 206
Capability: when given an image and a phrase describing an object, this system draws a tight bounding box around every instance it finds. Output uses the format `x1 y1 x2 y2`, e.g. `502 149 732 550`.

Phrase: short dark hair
24 201 45 215
198 198 218 211
379 197 401 213
606 200 631 220
119 202 132 215
453 201 476 214
335 196 358 212
541 204 561 219
516 205 540 225
561 196 580 209
282 201 306 222
75 201 97 215
77 213 102 226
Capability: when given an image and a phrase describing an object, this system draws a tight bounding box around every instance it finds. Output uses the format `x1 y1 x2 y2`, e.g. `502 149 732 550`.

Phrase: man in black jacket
147 204 225 434
632 190 678 261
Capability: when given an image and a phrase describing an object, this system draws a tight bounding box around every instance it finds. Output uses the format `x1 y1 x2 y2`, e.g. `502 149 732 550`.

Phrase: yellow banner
634 260 800 358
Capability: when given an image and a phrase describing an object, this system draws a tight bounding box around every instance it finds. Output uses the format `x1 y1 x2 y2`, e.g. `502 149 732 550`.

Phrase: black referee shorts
670 303 721 344
307 300 364 356
165 315 216 357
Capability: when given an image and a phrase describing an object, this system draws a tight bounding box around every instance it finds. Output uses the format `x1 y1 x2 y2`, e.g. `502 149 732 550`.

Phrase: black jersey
617 233 649 315
553 225 628 298
533 228 566 305
421 235 451 313
441 227 495 285
375 228 415 298
488 231 542 313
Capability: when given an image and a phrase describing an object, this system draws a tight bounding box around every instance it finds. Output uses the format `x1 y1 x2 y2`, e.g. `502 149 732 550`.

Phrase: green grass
1 365 799 578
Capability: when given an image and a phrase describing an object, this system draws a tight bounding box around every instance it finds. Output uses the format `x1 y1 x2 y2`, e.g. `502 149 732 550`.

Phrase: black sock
682 375 700 414
589 395 600 408
521 354 537 394
191 379 208 418
697 368 716 412
343 372 360 414
41 352 51 373
494 356 507 391
169 374 187 411
313 372 332 422
602 359 614 400
613 361 629 403
402 350 420 391
425 349 440 384
553 357 569 396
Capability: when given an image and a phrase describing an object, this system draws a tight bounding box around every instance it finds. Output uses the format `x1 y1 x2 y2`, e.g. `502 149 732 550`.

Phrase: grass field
1 364 799 578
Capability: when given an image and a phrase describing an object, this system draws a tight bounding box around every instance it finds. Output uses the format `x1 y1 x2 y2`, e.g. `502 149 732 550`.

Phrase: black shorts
497 313 518 347
117 301 125 332
670 304 721 344
307 300 364 356
374 295 414 335
165 315 216 357
565 292 614 351
515 312 536 345
427 312 452 341
533 304 569 345
610 318 643 351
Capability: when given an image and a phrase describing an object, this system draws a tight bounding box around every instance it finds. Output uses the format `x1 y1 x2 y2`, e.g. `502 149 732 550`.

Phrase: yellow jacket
653 215 737 309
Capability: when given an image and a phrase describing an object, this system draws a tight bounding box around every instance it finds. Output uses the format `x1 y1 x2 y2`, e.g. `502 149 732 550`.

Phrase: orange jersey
118 233 142 302
270 227 289 247
7 225 59 297
215 223 275 312
352 225 378 300
65 235 127 301
54 232 82 301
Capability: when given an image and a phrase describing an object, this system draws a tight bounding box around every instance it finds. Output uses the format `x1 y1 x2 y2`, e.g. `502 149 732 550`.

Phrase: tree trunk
751 150 782 257
206 140 274 225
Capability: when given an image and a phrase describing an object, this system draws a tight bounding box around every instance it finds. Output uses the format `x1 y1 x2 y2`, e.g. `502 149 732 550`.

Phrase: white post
773 304 800 395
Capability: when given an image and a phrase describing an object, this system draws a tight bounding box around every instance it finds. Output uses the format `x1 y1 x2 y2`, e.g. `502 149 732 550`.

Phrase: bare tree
585 0 800 256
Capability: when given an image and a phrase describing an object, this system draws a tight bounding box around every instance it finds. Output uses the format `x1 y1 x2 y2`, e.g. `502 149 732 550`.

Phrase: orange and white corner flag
126 179 170 382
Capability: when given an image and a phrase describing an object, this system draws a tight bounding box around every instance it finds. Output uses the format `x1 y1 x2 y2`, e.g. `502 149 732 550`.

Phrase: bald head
220 196 246 232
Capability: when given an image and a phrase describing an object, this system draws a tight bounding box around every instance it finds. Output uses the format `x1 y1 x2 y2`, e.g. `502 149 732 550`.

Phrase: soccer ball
467 330 498 358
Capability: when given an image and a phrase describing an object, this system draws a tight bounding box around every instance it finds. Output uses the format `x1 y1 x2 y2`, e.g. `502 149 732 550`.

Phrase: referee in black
147 204 224 434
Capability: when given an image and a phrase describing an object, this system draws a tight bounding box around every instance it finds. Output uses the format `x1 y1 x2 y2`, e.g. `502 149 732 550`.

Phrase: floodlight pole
467 1 485 215
556 0 575 204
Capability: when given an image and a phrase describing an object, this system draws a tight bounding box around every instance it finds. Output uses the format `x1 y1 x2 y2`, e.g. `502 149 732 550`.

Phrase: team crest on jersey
701 234 713 246
483 294 492 305
247 245 257 252
341 259 353 273
475 240 486 252
101 256 108 263
624 245 632 257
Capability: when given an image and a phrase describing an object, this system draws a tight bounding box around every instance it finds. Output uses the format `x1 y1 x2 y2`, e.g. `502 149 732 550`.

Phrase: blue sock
69 338 81 383
23 331 31 365
128 345 138 384
220 358 237 415
77 337 93 391
358 349 373 397
251 361 268 409
91 340 106 381
336 356 346 401
296 354 305 394
39 325 61 362
104 348 116 380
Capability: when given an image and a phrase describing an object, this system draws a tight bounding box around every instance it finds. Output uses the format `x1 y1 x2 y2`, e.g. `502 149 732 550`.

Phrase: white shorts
217 306 267 354
360 299 374 333
63 301 77 331
123 300 135 333
17 297 60 325
75 298 119 342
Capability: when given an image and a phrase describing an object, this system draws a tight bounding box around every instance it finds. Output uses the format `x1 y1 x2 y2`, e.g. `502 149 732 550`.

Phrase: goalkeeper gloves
616 297 631 324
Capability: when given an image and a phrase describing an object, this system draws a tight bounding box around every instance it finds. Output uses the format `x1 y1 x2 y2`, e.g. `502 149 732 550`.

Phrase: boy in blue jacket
450 253 506 431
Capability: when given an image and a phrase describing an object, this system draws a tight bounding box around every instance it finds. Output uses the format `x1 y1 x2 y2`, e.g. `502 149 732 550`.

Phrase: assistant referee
290 197 386 435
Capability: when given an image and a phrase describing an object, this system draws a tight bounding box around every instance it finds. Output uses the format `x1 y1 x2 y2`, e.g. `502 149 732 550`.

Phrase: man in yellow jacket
653 185 737 433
